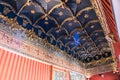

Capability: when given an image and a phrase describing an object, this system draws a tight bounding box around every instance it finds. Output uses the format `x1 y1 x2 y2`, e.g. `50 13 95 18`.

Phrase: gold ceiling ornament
30 10 35 14
76 0 81 4
56 28 61 33
73 19 77 23
61 4 65 9
61 0 68 3
58 11 63 16
68 23 72 26
45 17 48 20
26 0 32 6
44 21 49 24
90 25 95 29
84 14 89 18
45 0 51 3
44 14 48 20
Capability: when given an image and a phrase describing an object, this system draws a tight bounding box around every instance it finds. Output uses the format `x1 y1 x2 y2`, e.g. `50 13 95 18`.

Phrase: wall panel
52 67 73 80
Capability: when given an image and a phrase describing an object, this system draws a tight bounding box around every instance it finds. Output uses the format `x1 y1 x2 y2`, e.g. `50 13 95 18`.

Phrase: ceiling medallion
45 21 49 24
90 25 95 28
45 0 51 3
82 38 86 41
76 0 81 4
68 23 72 26
74 20 77 23
45 17 48 20
84 14 89 18
31 10 35 14
56 29 61 33
58 11 63 16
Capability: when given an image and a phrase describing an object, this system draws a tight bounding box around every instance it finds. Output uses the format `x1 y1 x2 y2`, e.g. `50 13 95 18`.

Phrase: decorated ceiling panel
0 0 114 68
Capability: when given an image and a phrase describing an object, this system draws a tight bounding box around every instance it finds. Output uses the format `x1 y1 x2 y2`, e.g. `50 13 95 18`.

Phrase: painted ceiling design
0 0 114 68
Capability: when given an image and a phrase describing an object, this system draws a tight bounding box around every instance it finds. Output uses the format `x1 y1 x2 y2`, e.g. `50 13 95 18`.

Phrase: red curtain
100 0 119 41
0 48 52 80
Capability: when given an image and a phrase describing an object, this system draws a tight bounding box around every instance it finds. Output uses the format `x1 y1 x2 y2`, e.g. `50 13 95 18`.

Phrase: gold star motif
31 10 35 14
56 29 61 33
90 25 94 28
45 0 50 3
74 20 77 23
82 38 86 40
76 0 81 4
84 14 89 18
45 21 49 24
58 11 63 16
45 17 48 20
68 23 72 26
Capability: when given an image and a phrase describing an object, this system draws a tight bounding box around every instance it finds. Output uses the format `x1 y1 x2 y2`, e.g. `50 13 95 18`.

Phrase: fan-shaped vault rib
61 17 73 26
17 1 45 15
34 25 46 34
49 3 74 16
90 29 103 36
76 6 93 17
84 20 99 28
48 2 63 14
70 28 82 35
57 35 68 41
19 15 32 24
33 15 59 27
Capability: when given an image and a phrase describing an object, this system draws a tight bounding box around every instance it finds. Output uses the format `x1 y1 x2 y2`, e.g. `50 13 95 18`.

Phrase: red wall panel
0 48 52 80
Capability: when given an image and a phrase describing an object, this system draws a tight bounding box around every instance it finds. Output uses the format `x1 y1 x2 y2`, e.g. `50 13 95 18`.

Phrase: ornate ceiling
0 0 114 69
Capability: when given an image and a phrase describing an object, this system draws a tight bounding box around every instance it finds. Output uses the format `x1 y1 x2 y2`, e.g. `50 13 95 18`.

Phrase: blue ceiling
0 0 112 65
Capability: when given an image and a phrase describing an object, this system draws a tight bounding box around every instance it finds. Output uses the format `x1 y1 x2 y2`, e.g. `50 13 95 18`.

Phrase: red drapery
0 48 52 80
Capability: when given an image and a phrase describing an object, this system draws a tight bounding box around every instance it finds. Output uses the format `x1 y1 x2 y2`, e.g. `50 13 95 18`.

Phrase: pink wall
0 48 52 80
